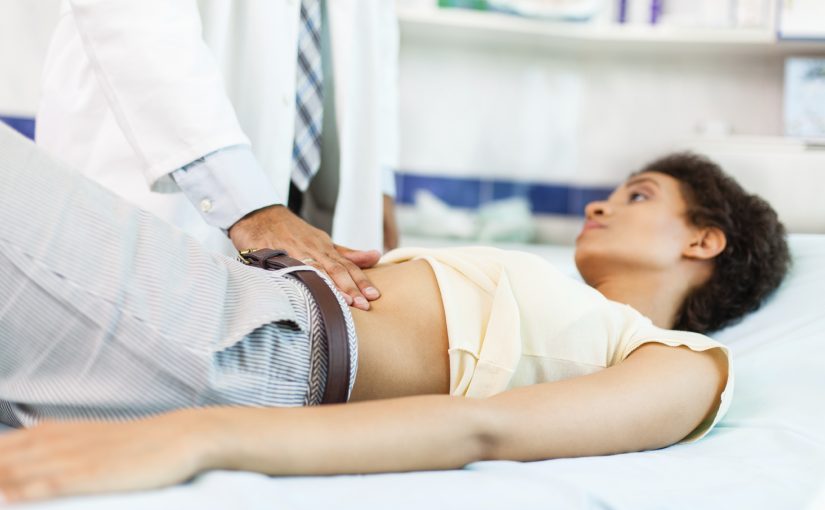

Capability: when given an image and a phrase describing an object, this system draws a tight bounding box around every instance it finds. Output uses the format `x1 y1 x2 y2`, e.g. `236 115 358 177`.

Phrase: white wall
0 1 61 116
400 41 786 185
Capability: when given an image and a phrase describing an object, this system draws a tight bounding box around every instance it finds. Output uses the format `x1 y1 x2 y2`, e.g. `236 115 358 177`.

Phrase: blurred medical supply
476 196 536 242
402 189 536 242
778 0 825 40
485 0 604 21
696 120 734 138
654 0 729 27
404 190 478 239
438 0 490 10
620 0 657 24
785 58 825 140
735 0 771 28
436 0 773 28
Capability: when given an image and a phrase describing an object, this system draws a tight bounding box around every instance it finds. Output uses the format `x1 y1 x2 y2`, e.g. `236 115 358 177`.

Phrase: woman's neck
591 270 693 330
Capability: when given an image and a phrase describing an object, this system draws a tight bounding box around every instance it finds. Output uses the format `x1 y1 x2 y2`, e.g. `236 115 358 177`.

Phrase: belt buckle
238 248 290 268
237 249 260 265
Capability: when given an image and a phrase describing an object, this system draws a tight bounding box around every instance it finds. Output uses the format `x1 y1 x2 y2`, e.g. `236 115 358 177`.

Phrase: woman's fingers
0 457 83 503
0 415 208 504
0 455 183 503
0 425 99 502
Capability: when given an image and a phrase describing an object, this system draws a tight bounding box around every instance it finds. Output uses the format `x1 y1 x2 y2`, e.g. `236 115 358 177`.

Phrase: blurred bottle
397 0 440 9
734 0 770 28
619 0 652 24
784 58 825 140
779 0 825 39
657 0 735 28
438 0 489 10
591 0 618 24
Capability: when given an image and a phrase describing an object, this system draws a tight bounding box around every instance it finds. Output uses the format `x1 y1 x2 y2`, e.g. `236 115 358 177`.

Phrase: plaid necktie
290 0 324 192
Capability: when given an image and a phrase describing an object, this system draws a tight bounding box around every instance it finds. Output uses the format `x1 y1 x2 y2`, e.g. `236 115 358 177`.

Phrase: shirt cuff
171 146 284 231
382 166 397 198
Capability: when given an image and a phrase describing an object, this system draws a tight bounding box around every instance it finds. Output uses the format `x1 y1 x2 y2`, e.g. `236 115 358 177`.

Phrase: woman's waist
347 259 451 401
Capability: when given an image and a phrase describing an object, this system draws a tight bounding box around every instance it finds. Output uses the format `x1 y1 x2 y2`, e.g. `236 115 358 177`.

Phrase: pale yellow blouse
381 246 734 443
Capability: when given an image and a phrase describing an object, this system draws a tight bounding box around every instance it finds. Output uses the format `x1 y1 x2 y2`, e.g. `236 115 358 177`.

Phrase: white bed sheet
8 234 825 510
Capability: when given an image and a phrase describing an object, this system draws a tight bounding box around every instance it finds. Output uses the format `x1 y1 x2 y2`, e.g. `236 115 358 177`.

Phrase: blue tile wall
0 115 35 140
395 171 613 217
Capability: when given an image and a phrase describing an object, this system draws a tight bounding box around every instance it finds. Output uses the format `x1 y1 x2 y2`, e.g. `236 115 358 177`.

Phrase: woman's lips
581 220 606 232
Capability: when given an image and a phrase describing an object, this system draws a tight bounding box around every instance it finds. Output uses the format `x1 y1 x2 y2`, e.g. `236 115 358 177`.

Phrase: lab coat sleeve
171 146 285 231
377 1 400 200
67 0 251 190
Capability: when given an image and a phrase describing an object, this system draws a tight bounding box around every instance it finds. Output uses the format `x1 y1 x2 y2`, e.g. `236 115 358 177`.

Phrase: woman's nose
584 200 611 219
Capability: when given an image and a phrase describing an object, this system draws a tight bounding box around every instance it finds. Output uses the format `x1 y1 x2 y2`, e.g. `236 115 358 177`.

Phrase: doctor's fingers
225 206 378 309
335 244 382 269
314 252 379 311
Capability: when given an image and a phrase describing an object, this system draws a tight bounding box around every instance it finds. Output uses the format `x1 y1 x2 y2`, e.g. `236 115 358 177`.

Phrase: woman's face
574 171 698 283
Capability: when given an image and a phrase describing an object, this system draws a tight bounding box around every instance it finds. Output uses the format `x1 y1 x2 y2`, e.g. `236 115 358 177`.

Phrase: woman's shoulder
618 302 721 345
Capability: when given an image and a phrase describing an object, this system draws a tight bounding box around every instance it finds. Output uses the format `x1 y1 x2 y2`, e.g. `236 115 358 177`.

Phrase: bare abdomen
347 259 450 402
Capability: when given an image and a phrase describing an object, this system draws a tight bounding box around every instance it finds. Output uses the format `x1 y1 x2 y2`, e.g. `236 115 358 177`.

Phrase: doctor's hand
229 205 381 310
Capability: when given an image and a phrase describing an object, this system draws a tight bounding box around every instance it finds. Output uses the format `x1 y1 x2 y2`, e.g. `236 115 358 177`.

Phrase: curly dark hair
635 152 791 334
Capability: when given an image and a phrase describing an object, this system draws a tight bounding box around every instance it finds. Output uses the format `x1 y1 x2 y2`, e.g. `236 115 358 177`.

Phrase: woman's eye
628 192 648 203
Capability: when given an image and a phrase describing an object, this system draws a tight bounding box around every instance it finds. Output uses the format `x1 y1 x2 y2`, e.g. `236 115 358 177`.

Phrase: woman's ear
684 227 726 260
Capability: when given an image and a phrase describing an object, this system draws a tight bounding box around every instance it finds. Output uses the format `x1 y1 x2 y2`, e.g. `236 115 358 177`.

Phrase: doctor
36 0 400 310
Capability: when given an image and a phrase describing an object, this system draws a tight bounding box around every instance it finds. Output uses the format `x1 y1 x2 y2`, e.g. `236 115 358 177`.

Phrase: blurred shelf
684 135 825 153
399 7 825 56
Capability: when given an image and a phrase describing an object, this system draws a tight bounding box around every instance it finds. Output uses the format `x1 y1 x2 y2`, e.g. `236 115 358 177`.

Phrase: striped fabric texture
0 123 357 427
212 268 358 410
290 0 325 192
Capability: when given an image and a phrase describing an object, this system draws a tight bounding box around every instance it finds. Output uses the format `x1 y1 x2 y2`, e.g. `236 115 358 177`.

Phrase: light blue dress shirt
171 145 283 231
172 146 396 232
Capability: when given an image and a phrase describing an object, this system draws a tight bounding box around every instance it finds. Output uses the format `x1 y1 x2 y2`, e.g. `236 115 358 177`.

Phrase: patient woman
0 145 789 502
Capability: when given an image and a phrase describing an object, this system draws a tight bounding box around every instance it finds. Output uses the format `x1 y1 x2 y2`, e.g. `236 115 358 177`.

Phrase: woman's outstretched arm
0 343 727 502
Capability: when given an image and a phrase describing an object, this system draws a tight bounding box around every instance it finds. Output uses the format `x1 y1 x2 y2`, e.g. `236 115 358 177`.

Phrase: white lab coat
36 0 399 254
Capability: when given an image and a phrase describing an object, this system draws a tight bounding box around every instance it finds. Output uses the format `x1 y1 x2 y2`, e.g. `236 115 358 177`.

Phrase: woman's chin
574 246 612 275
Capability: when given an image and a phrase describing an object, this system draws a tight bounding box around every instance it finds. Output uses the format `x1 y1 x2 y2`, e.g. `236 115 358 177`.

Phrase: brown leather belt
239 248 350 405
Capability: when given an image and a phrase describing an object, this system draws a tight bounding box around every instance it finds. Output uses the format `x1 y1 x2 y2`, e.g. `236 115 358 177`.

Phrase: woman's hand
0 410 214 503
